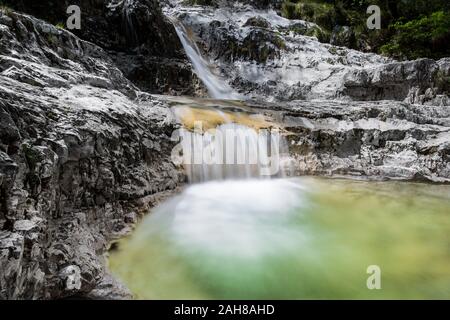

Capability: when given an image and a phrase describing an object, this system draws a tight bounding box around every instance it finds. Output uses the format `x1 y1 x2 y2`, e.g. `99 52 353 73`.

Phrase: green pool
109 178 450 299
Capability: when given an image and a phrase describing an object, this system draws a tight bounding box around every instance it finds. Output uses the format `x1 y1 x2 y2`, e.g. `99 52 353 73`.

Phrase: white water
171 20 241 100
177 123 289 183
145 179 308 257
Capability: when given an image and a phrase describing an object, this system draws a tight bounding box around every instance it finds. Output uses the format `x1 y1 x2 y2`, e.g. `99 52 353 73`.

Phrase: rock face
0 10 182 299
343 58 450 105
2 0 205 96
276 101 450 182
167 1 450 103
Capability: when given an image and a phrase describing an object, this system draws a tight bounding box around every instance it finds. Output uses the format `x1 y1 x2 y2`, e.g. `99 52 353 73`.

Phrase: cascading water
170 19 241 100
170 100 290 183
122 0 138 46
177 123 287 182
109 0 138 46
166 9 292 183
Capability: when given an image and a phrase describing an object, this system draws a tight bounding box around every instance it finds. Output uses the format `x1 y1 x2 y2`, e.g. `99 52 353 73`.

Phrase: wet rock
275 100 450 182
0 14 13 27
0 108 20 148
343 58 450 104
2 0 203 96
112 53 205 95
13 218 42 232
85 272 133 300
59 265 82 291
0 11 182 299
0 231 25 299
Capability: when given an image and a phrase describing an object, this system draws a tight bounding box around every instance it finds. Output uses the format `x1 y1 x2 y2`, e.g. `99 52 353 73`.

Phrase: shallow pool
109 178 450 299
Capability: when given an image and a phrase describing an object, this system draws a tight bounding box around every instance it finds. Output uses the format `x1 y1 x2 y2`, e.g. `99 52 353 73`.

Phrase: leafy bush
281 0 450 60
381 11 450 60
55 22 65 29
282 1 337 30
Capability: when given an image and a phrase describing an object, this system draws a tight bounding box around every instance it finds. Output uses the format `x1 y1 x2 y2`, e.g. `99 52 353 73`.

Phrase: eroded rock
2 0 205 96
0 10 182 299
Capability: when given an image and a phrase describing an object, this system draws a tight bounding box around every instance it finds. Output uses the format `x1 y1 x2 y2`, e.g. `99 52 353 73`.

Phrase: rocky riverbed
0 0 449 299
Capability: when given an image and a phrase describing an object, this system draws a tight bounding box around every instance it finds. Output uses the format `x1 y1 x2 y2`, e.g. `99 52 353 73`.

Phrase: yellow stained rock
172 105 275 131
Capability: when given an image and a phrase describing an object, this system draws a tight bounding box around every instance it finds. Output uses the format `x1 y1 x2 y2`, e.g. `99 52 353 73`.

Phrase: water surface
109 178 450 299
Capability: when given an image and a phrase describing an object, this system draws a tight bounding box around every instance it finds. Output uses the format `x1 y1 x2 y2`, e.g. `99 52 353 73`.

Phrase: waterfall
108 0 138 46
166 14 290 183
122 0 138 46
171 20 241 100
172 104 290 183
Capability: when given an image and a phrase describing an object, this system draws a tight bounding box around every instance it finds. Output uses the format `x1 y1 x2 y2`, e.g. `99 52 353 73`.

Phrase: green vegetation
281 0 450 60
55 21 65 29
304 25 331 43
0 4 12 16
380 11 450 60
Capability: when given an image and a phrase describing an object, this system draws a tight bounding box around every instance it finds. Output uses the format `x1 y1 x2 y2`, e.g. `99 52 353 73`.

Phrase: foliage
281 0 450 60
381 11 450 60
55 21 65 29
282 1 338 31
0 3 12 16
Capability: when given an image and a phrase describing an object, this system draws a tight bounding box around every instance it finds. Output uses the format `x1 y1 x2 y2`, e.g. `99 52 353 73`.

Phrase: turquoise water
109 178 450 299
